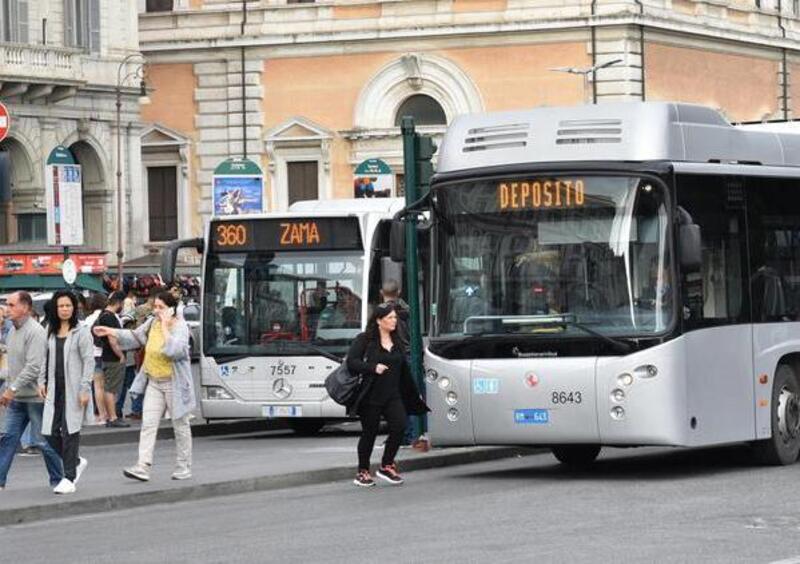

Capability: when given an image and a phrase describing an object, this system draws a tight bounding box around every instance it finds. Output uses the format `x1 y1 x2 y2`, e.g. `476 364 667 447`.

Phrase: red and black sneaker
353 469 376 488
376 463 404 485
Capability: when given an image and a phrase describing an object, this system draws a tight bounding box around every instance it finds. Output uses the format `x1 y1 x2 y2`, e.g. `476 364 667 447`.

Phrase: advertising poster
0 253 106 276
353 158 394 198
213 158 264 216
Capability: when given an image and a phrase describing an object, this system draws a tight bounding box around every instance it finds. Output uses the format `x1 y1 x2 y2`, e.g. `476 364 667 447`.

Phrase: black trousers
47 403 81 482
358 397 407 471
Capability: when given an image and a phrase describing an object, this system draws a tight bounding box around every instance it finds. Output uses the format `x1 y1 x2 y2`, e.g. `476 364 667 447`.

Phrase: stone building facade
138 0 800 240
0 1 144 268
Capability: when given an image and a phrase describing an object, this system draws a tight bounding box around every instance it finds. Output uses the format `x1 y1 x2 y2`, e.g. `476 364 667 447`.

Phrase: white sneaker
75 457 88 483
171 467 192 480
123 464 150 482
53 478 76 494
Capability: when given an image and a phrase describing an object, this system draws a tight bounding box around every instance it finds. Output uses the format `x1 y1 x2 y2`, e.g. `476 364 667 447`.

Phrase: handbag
324 360 362 406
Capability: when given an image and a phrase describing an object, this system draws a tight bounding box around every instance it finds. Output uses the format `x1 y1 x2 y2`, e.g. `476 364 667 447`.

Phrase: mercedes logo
272 378 292 399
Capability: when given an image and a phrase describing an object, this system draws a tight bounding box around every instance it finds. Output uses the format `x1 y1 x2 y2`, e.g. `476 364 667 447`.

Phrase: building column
594 25 645 103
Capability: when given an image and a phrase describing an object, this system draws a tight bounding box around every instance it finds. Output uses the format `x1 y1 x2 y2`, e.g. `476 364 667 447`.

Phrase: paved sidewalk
0 424 533 526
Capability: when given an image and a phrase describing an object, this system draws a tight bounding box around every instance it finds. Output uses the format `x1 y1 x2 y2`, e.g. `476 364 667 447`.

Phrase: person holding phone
93 290 195 482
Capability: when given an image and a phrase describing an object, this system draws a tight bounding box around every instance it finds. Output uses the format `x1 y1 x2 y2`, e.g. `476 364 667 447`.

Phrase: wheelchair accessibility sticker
473 378 499 394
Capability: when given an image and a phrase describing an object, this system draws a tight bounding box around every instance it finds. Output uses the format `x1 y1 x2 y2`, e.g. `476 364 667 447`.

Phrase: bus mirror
390 219 405 262
381 257 403 293
679 224 702 271
161 238 204 285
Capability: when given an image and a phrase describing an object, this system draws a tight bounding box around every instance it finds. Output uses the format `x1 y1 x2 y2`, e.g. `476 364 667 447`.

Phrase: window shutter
88 0 100 53
64 0 74 46
16 0 28 43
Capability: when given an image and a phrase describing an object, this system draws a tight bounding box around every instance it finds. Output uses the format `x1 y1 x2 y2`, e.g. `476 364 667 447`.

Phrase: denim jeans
0 400 63 487
116 365 139 417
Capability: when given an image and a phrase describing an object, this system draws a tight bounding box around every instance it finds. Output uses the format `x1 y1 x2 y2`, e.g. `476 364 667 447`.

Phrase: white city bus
168 198 407 435
421 102 800 465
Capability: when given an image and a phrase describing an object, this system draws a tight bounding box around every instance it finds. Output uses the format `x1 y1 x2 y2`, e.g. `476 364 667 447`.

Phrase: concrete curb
80 419 285 447
0 446 535 527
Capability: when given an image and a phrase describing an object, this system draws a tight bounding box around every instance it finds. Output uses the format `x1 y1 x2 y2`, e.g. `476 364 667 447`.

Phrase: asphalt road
3 444 800 564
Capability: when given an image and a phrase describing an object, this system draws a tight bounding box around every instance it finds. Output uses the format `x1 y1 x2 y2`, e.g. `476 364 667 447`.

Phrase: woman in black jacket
347 302 428 487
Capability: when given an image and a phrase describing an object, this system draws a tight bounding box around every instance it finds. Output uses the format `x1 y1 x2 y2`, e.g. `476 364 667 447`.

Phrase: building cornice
139 2 800 57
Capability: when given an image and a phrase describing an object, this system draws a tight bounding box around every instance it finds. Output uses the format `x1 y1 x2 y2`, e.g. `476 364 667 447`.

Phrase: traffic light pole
401 117 426 439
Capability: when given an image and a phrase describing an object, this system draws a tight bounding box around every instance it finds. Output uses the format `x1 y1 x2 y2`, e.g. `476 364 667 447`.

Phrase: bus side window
676 175 749 329
746 177 800 322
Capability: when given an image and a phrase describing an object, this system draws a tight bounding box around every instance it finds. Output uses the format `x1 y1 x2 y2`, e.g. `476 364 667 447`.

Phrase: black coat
345 332 430 418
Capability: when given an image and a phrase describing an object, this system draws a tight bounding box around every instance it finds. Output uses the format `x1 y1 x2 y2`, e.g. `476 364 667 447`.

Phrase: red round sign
0 102 9 143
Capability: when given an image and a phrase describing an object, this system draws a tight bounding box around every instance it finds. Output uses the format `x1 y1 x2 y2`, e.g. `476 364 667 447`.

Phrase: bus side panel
597 339 688 446
685 326 755 446
425 352 475 447
752 322 800 440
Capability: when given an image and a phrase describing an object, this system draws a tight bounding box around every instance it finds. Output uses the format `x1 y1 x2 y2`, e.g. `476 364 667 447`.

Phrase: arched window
394 94 447 126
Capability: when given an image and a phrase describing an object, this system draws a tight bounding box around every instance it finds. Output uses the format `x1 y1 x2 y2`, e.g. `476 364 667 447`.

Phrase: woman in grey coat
39 290 94 494
93 290 195 482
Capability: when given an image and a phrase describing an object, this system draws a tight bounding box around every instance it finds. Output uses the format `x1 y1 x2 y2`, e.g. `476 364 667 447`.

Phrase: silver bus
170 198 407 435
421 102 800 465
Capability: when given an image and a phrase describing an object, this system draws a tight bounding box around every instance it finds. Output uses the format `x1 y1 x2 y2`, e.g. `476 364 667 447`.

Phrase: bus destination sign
498 178 585 211
211 217 362 252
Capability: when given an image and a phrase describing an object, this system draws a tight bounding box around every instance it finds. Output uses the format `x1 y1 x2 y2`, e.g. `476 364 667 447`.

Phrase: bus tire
753 364 800 466
551 444 601 467
287 419 326 436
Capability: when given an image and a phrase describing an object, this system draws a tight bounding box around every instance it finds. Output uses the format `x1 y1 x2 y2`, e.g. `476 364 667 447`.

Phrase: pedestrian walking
93 290 195 482
346 302 429 487
39 290 94 494
0 291 63 492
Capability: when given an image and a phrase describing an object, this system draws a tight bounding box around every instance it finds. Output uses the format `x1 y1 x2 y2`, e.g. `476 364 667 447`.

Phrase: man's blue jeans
0 400 63 487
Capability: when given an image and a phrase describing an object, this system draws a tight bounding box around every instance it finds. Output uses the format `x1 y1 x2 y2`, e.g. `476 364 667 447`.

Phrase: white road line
769 556 800 564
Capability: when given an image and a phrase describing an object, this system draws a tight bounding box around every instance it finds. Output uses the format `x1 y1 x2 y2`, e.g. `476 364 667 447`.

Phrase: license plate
263 405 303 418
514 409 549 425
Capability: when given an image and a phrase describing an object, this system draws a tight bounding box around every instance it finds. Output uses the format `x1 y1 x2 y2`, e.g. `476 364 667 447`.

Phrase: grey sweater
7 316 47 402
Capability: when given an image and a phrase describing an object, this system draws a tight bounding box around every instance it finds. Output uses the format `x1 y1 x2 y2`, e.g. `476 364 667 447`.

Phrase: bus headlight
617 373 634 387
445 391 458 406
437 377 451 390
425 369 439 383
203 386 234 400
447 408 459 422
610 406 625 420
611 389 625 403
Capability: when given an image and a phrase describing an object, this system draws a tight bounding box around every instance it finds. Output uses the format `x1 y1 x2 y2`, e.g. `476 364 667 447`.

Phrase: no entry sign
0 102 9 143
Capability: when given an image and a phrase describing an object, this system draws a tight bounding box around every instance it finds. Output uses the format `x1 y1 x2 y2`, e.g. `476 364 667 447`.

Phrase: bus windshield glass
434 175 673 339
203 251 364 357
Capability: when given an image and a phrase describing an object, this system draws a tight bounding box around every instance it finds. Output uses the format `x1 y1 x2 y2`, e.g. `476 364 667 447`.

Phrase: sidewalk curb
0 446 537 527
80 419 285 447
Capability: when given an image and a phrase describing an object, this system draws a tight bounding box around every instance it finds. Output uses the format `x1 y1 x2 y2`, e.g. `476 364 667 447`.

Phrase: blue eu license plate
514 409 549 424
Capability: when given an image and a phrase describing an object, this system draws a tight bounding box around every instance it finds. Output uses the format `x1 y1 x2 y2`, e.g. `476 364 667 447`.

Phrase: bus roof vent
462 122 529 153
556 118 623 145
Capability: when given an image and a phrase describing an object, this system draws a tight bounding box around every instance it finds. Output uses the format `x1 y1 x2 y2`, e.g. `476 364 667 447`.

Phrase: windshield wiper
274 340 343 363
560 319 632 354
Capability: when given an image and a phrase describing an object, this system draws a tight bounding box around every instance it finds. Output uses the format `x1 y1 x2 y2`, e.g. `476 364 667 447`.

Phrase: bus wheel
551 444 601 467
287 419 326 436
753 364 800 466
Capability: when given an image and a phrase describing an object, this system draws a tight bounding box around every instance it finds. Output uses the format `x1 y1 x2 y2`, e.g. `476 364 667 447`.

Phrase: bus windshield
203 251 364 357
433 175 674 339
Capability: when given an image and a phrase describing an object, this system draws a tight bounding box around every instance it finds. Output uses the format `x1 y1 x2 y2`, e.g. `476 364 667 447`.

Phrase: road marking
768 557 800 564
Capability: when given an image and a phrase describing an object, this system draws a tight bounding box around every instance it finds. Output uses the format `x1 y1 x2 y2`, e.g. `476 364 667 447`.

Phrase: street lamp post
115 54 148 287
549 59 623 104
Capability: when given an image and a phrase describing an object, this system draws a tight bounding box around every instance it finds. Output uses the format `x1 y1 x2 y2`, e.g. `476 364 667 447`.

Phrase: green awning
0 274 105 293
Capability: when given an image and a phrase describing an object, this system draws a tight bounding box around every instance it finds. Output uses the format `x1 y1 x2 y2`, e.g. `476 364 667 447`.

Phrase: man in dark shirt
93 292 129 428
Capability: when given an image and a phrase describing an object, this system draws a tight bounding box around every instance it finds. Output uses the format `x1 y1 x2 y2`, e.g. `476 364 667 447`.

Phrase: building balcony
0 43 86 103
